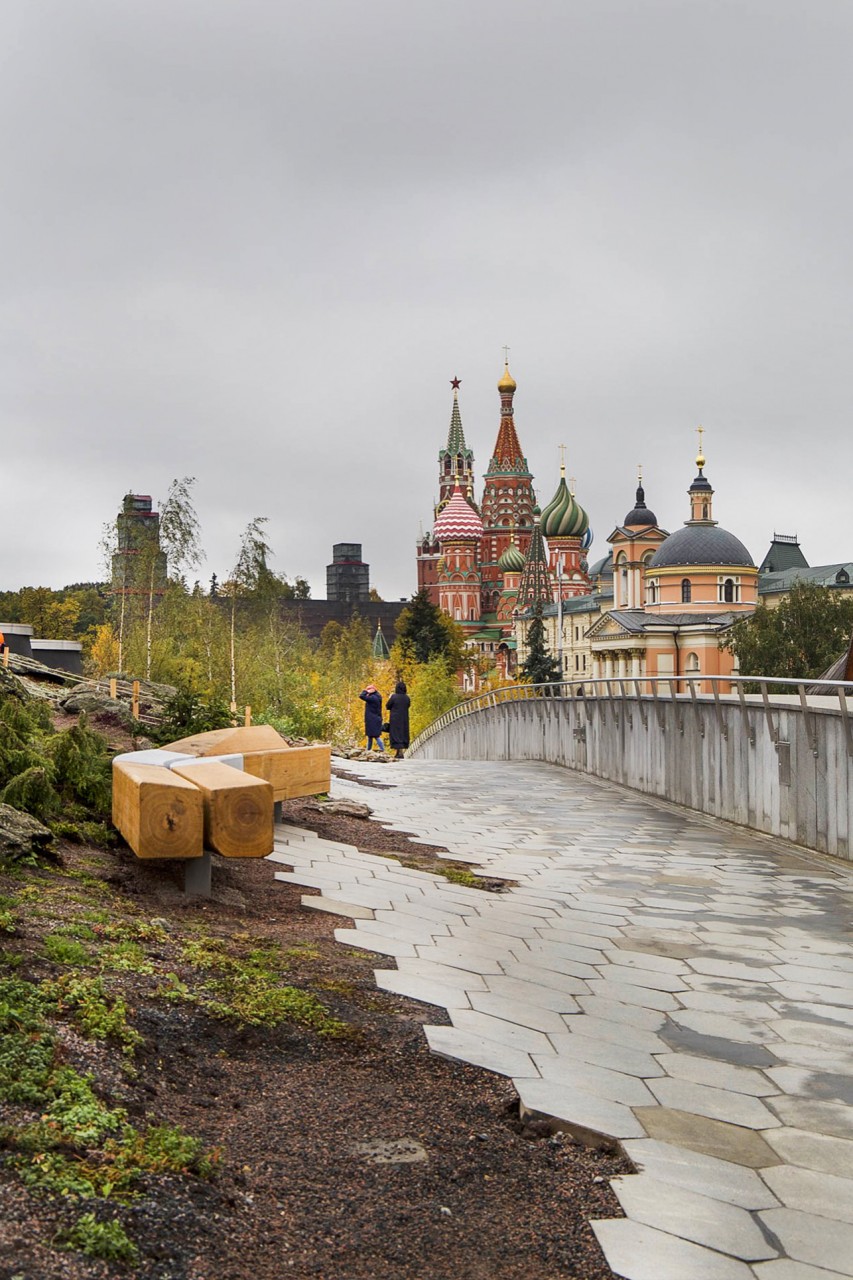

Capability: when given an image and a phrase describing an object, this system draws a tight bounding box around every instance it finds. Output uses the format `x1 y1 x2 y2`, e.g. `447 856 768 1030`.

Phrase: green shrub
44 718 112 816
157 688 232 740
58 1213 138 1264
43 934 92 966
41 974 141 1053
0 765 59 821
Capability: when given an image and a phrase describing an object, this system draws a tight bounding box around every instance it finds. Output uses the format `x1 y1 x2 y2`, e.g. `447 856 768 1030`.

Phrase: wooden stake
244 705 252 727
132 679 140 720
109 677 117 699
2 648 8 668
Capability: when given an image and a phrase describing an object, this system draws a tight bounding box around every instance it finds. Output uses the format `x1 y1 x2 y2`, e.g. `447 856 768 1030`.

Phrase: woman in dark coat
386 681 411 759
359 684 385 752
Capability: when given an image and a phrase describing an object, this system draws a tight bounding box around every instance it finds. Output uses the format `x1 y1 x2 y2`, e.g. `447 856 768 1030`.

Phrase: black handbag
381 721 391 733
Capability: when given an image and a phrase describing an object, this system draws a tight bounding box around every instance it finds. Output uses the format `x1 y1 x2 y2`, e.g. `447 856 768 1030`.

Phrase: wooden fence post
2 648 8 668
109 678 117 699
244 705 252 727
132 680 140 721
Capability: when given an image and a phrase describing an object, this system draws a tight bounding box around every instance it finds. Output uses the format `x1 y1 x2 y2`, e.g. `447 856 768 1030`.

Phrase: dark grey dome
588 550 613 579
649 524 754 569
689 470 713 492
624 483 656 527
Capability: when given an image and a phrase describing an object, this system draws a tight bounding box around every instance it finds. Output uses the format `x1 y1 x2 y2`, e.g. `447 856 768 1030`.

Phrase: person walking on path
359 684 385 752
386 680 411 759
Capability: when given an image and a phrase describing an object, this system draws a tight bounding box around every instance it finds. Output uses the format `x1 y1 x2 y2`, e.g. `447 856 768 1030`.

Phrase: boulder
303 798 372 819
0 803 54 863
60 690 132 726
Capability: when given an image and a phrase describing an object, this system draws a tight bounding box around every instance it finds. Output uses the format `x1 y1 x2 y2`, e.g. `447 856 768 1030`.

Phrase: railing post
651 679 665 731
618 679 633 728
837 686 853 759
669 679 684 734
632 678 648 729
736 680 755 746
711 681 728 740
760 682 779 745
686 679 704 738
798 683 819 757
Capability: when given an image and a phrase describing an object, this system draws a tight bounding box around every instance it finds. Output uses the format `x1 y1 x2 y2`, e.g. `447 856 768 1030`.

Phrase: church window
646 578 658 605
685 651 700 673
702 502 708 519
719 577 736 604
681 578 692 603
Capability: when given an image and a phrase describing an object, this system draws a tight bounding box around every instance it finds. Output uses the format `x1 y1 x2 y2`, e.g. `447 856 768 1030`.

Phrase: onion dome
497 362 517 393
649 526 754 569
499 540 525 573
433 483 483 542
581 526 593 551
540 471 589 539
624 481 657 528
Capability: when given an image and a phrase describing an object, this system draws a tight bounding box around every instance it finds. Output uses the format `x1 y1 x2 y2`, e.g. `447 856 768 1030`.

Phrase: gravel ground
0 777 626 1280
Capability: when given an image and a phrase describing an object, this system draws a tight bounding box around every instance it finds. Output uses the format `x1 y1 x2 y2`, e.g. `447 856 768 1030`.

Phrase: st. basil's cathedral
416 362 594 675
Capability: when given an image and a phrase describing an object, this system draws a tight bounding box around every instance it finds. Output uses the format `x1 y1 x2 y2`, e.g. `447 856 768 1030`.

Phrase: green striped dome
540 475 589 538
498 541 526 573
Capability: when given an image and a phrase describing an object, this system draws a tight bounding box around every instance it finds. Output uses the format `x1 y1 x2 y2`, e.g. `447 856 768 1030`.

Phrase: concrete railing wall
409 683 853 861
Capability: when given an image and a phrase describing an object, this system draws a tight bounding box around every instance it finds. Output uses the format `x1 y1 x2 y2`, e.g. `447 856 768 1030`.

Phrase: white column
631 651 641 679
617 652 628 679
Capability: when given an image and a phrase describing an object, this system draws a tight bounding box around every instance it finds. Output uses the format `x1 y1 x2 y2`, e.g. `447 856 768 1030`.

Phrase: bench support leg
184 850 212 897
273 800 283 825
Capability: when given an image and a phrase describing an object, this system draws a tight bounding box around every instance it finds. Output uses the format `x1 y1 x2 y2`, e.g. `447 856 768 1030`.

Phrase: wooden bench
111 725 331 895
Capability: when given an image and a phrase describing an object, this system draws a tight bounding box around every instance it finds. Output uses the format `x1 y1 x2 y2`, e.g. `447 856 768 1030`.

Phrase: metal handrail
410 674 853 753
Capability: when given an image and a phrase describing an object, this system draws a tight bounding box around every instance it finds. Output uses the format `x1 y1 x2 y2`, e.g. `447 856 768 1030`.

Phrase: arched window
681 578 692 603
616 552 628 607
685 651 700 673
646 578 658 605
723 578 734 604
702 502 709 519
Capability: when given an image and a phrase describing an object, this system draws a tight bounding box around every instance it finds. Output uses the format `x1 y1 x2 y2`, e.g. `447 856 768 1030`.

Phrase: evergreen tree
521 604 563 686
395 589 463 665
725 581 853 680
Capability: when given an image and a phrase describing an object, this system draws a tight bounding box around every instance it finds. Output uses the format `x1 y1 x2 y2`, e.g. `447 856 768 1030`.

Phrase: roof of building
498 540 526 573
488 365 528 473
592 609 742 635
759 534 809 575
441 388 470 458
588 551 614 579
649 524 754 569
433 484 483 542
540 472 589 539
371 621 390 660
623 481 657 528
758 563 853 594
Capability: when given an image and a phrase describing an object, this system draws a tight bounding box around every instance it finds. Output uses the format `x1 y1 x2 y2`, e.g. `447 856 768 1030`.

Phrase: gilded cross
502 344 510 365
569 475 577 496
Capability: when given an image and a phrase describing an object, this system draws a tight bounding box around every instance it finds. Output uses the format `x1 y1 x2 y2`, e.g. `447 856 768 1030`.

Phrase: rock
134 737 155 751
0 803 54 863
60 689 132 726
304 798 372 819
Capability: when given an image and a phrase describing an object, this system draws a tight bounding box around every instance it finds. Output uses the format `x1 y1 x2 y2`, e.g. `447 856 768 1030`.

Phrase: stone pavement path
271 758 853 1280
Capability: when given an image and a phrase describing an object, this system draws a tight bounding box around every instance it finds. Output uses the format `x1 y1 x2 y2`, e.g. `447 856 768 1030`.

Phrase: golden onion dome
497 363 517 393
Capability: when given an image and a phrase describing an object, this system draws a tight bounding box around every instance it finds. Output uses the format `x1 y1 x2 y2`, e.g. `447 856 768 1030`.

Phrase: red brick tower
479 363 536 618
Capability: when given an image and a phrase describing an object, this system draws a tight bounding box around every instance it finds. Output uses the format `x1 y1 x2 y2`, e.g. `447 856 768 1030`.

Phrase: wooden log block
162 724 288 757
170 761 273 858
112 761 203 860
241 744 331 801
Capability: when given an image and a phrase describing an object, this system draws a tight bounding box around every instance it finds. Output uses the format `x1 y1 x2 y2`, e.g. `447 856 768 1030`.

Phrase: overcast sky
1 0 850 600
